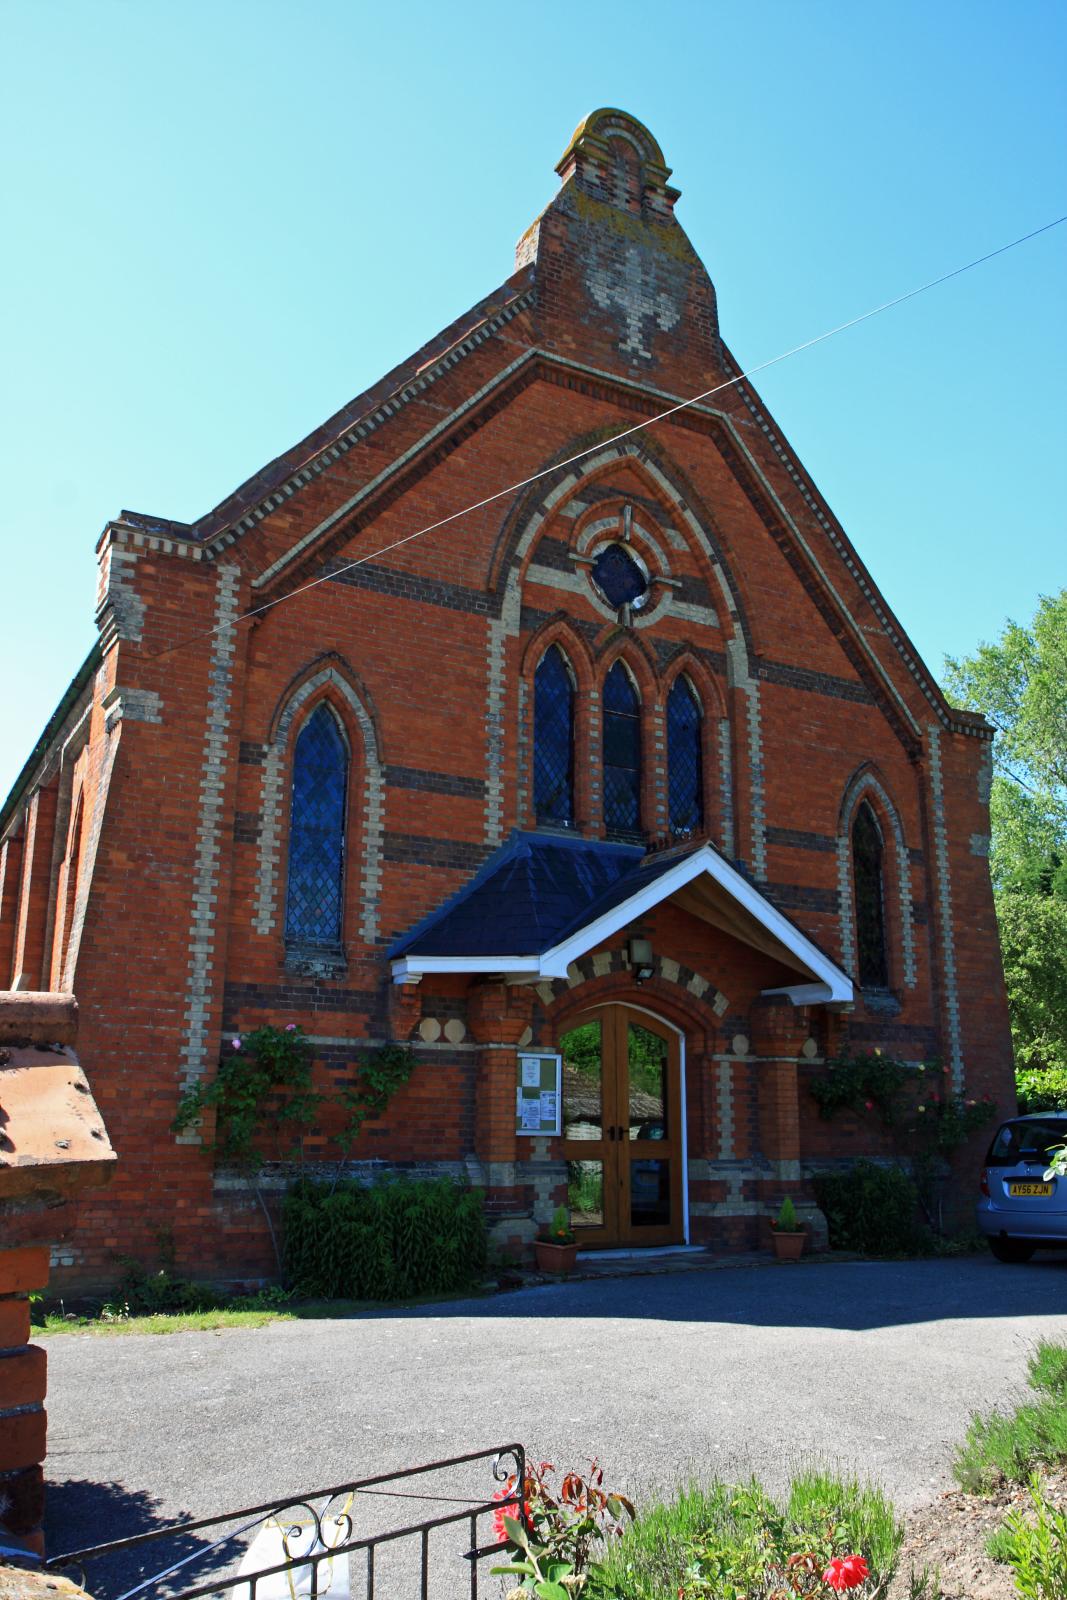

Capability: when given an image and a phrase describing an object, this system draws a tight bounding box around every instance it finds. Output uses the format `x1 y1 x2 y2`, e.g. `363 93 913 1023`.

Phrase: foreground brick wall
0 110 1014 1285
0 993 115 1557
0 1248 49 1556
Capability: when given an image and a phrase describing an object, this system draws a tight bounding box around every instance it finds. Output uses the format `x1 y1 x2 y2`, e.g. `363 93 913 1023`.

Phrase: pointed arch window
285 703 348 947
533 646 575 826
667 677 703 836
603 661 642 836
853 800 888 988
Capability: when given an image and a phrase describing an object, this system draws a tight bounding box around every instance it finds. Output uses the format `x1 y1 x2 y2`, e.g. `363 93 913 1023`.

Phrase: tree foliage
944 590 1067 1072
945 591 1067 807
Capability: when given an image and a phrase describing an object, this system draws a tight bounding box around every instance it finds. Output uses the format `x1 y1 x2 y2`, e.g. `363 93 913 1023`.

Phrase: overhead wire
149 213 1067 662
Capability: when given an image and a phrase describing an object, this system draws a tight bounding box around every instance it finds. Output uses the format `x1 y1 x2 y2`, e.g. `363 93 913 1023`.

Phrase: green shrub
102 1259 227 1317
954 1403 1067 1493
1029 1338 1067 1398
283 1176 487 1300
785 1469 901 1577
812 1161 924 1254
986 1477 1067 1599
588 1471 901 1598
227 1285 294 1312
954 1338 1067 1492
1016 1066 1067 1113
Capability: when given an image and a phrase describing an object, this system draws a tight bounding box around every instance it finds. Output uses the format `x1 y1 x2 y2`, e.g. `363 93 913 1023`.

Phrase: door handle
606 1125 616 1142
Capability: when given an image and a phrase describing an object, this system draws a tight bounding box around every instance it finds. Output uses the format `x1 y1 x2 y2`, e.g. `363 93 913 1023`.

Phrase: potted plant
770 1196 806 1261
534 1205 579 1275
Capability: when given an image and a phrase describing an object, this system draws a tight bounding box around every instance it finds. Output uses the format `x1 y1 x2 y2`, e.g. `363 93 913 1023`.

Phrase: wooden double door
558 1006 684 1248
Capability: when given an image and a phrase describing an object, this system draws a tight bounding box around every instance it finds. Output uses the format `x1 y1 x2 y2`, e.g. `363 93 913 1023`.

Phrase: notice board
515 1052 562 1137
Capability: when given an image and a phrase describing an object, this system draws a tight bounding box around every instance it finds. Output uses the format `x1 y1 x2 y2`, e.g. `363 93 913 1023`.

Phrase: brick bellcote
516 107 722 381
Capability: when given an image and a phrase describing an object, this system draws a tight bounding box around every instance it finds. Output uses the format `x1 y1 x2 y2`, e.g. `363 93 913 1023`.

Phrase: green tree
944 590 1067 1072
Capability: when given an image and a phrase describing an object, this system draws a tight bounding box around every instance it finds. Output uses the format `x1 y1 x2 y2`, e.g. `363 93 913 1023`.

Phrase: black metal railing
43 1444 526 1599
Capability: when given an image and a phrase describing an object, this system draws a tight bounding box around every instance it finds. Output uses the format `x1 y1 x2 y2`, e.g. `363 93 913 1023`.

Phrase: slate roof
389 832 646 958
389 829 854 1002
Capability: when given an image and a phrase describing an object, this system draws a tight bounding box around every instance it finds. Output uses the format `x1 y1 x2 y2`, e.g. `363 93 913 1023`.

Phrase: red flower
491 1484 534 1543
823 1553 870 1590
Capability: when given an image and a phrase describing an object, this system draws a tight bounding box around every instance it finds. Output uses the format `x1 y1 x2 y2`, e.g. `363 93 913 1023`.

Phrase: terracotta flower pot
535 1239 579 1275
771 1228 806 1261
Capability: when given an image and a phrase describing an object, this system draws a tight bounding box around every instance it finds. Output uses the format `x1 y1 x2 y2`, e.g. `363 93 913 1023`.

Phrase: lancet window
603 661 642 836
533 646 575 826
667 677 703 836
285 703 348 946
852 800 888 988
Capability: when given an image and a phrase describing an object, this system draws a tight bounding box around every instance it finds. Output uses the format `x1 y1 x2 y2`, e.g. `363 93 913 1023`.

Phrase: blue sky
1 0 1064 800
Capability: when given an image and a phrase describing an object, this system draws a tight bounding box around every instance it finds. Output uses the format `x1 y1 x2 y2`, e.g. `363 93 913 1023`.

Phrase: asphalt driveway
43 1254 1067 1595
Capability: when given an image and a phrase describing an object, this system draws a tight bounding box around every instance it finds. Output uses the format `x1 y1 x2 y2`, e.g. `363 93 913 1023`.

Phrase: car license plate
1008 1182 1054 1197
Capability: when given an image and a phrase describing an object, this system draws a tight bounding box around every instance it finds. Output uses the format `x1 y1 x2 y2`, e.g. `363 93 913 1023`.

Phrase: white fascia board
391 954 540 982
539 844 854 1002
762 982 836 1005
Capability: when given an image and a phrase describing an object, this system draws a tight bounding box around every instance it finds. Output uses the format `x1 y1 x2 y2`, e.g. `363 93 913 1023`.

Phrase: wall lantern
628 937 655 984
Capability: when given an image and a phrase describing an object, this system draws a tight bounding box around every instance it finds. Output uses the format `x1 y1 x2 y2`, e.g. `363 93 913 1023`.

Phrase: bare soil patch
887 1468 1067 1599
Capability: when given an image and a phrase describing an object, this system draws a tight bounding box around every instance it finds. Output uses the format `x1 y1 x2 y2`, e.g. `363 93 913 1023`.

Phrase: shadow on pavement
45 1478 234 1600
360 1252 1067 1331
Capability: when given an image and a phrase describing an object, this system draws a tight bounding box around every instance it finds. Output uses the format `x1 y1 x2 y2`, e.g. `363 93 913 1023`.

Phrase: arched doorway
558 1005 685 1248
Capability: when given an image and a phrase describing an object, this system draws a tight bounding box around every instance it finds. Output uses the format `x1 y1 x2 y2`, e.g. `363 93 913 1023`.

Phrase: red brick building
0 110 1012 1285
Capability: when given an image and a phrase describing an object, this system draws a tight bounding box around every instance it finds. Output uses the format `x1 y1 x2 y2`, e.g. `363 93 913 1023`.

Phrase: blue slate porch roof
389 831 853 1004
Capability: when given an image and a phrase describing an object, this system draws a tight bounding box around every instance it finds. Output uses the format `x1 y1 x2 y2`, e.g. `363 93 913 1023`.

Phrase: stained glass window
591 543 649 610
667 677 703 835
534 646 575 825
853 800 888 988
603 661 641 835
285 704 348 946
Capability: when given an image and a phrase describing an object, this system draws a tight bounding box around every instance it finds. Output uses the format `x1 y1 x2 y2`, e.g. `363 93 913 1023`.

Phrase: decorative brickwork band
926 724 964 1089
178 564 240 1117
532 947 728 1015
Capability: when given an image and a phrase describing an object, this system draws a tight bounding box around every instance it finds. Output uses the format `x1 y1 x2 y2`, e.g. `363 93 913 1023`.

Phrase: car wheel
989 1238 1036 1264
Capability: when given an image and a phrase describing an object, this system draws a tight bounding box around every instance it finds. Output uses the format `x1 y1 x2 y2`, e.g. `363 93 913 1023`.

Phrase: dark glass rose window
667 676 703 835
285 704 347 946
591 543 649 610
853 800 888 988
603 661 641 835
534 646 575 826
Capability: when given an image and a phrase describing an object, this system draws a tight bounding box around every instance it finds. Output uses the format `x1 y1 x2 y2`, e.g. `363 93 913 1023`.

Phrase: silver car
977 1110 1067 1263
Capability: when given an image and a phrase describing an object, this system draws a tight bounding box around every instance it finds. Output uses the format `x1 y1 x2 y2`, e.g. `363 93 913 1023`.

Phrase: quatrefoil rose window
590 542 650 612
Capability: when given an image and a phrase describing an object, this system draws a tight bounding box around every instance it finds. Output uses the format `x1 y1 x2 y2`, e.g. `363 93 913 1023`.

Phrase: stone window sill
860 987 902 1018
284 943 348 980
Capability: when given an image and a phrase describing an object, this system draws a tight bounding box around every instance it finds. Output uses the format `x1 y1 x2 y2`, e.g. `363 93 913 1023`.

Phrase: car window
986 1120 1067 1166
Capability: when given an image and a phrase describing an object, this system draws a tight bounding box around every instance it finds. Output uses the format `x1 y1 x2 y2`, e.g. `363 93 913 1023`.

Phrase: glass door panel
560 1017 617 1241
561 1018 603 1140
567 1160 605 1228
626 1022 668 1140
629 1158 672 1228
